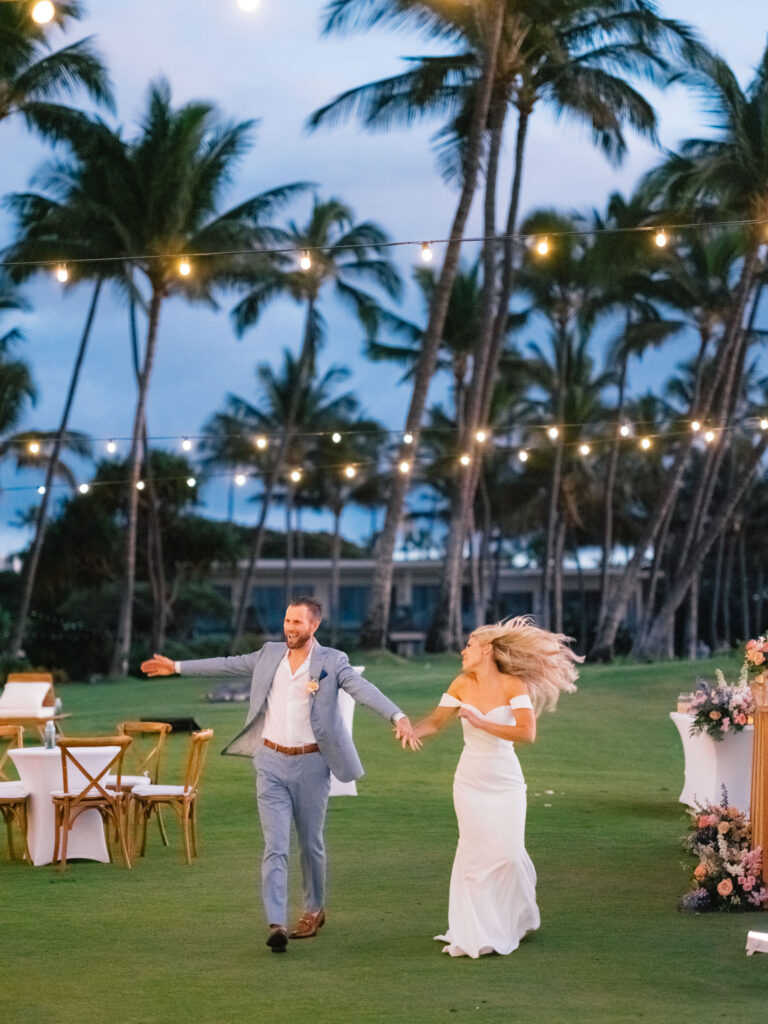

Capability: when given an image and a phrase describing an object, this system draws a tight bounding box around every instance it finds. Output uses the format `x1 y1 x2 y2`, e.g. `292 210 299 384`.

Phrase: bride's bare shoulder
503 674 530 700
447 673 472 700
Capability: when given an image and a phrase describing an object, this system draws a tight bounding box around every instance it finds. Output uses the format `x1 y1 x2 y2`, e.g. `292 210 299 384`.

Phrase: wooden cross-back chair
108 721 173 844
0 724 29 862
52 736 133 869
132 729 214 864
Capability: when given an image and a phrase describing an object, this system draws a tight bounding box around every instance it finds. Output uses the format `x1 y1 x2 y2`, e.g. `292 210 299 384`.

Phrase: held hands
140 653 177 677
394 716 422 751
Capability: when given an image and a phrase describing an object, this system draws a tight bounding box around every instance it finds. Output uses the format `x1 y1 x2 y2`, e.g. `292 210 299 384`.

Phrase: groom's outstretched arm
336 656 421 749
141 651 261 677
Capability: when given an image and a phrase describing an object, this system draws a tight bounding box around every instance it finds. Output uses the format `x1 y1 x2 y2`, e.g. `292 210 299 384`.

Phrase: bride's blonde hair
470 616 581 716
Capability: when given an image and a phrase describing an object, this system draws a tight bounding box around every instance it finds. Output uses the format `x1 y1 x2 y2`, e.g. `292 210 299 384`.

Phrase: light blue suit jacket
179 642 402 782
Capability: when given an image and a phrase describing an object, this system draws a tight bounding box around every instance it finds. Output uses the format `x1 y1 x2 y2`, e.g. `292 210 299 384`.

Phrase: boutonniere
306 678 320 695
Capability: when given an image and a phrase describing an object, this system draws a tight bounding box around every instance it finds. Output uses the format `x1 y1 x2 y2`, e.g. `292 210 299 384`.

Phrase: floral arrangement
688 668 754 741
680 789 768 912
745 634 768 677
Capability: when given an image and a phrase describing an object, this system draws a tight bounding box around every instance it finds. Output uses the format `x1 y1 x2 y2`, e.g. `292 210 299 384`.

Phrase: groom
141 596 418 953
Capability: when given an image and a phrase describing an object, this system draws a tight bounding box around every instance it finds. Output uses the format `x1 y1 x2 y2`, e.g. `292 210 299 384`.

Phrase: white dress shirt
261 642 317 747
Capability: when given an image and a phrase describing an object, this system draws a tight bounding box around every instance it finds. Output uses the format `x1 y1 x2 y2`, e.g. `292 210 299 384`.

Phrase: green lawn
2 652 765 1024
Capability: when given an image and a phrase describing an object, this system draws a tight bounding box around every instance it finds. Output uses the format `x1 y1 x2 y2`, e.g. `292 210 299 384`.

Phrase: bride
412 617 580 958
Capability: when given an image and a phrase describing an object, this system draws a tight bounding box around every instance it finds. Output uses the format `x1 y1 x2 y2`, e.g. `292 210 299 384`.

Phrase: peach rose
697 815 711 828
718 821 731 834
747 639 758 651
709 710 722 720
717 878 733 897
694 864 708 880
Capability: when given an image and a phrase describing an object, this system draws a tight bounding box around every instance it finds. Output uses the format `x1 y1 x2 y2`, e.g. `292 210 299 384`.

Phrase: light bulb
237 0 260 10
691 420 701 432
32 2 55 25
640 437 652 450
331 432 341 443
290 469 302 483
106 440 117 454
179 257 191 277
78 483 89 495
518 450 529 463
420 242 433 263
181 438 192 451
399 460 411 474
300 252 312 271
475 430 487 443
704 430 715 444
536 237 549 256
136 480 145 491
344 466 356 479
619 424 630 438
547 427 559 441
37 485 46 495
186 477 196 488
761 419 768 431
579 443 591 456
459 454 471 466
235 473 246 487
255 436 268 449
55 264 68 283
403 432 414 445
28 441 40 454
654 229 667 248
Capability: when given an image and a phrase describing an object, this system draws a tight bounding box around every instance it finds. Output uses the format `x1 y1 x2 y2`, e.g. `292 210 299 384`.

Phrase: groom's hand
394 716 422 750
140 653 177 677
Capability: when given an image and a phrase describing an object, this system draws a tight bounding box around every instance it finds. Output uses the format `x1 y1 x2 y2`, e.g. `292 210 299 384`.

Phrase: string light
255 436 268 449
640 437 652 450
136 480 145 491
760 419 768 431
289 469 302 483
459 454 471 466
181 437 192 451
619 424 631 438
186 477 196 488
579 443 591 456
691 420 701 433
420 242 433 263
344 465 357 478
37 485 46 495
654 229 668 248
535 236 550 257
106 439 117 454
28 441 40 454
547 427 559 441
178 257 191 277
403 432 414 445
237 0 260 10
518 450 529 463
32 2 55 25
55 263 68 283
331 432 341 443
299 252 312 271
475 430 487 443
78 483 89 495
235 473 246 486
704 429 716 444
399 460 411 474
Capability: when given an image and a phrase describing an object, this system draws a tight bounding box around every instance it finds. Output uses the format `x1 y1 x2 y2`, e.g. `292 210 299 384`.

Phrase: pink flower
717 878 733 897
721 719 730 732
743 877 755 892
697 815 711 828
747 639 758 651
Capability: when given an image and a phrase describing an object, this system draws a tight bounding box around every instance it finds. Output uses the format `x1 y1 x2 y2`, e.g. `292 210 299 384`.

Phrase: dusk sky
1 0 766 557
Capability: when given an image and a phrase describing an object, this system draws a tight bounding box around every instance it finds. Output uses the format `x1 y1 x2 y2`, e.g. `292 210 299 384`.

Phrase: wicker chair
0 724 29 861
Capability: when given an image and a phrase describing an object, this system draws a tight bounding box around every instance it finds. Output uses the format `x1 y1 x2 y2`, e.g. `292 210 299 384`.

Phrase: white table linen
8 746 119 865
669 712 753 813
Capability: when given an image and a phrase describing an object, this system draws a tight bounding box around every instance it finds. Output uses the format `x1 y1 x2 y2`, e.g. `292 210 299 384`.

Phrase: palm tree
227 194 402 648
202 351 360 628
0 0 113 138
315 0 696 648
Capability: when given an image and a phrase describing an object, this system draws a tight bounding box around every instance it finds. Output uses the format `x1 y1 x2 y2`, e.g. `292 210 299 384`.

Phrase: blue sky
0 0 766 557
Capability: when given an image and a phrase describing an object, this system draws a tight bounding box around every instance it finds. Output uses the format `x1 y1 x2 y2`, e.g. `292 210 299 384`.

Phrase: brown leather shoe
266 925 288 953
289 909 326 939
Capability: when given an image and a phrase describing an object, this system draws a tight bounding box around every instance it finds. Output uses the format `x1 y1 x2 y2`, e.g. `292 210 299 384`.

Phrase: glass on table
677 692 695 714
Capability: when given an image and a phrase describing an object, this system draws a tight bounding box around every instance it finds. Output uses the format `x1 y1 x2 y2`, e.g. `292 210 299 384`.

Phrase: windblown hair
470 616 581 716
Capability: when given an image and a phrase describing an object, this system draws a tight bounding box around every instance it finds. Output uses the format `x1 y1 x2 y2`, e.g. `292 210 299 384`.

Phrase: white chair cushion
131 784 189 797
105 774 148 788
0 782 28 799
50 789 119 799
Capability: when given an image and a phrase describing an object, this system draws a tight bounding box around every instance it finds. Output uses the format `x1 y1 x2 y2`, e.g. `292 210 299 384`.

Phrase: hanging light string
4 215 768 275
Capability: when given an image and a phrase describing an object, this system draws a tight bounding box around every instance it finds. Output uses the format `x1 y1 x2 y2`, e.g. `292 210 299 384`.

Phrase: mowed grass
1 651 765 1024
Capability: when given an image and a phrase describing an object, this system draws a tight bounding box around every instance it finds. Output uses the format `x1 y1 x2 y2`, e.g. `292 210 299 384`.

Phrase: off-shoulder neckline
442 694 532 717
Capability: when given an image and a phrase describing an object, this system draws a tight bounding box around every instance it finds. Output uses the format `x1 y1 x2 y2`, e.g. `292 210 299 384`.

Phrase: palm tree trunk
722 531 734 647
739 525 750 642
597 349 628 635
8 278 103 659
110 286 163 677
284 484 295 605
710 533 725 651
359 0 506 650
685 569 700 660
553 516 566 635
330 506 342 647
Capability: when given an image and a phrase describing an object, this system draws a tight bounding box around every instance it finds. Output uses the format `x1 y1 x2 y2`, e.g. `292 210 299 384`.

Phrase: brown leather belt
263 739 320 756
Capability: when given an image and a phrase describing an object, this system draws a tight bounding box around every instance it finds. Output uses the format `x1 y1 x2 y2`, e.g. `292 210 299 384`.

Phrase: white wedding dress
434 693 540 958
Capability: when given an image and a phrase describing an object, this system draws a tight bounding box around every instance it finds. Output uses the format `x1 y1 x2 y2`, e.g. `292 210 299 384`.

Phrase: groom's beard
285 629 314 650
